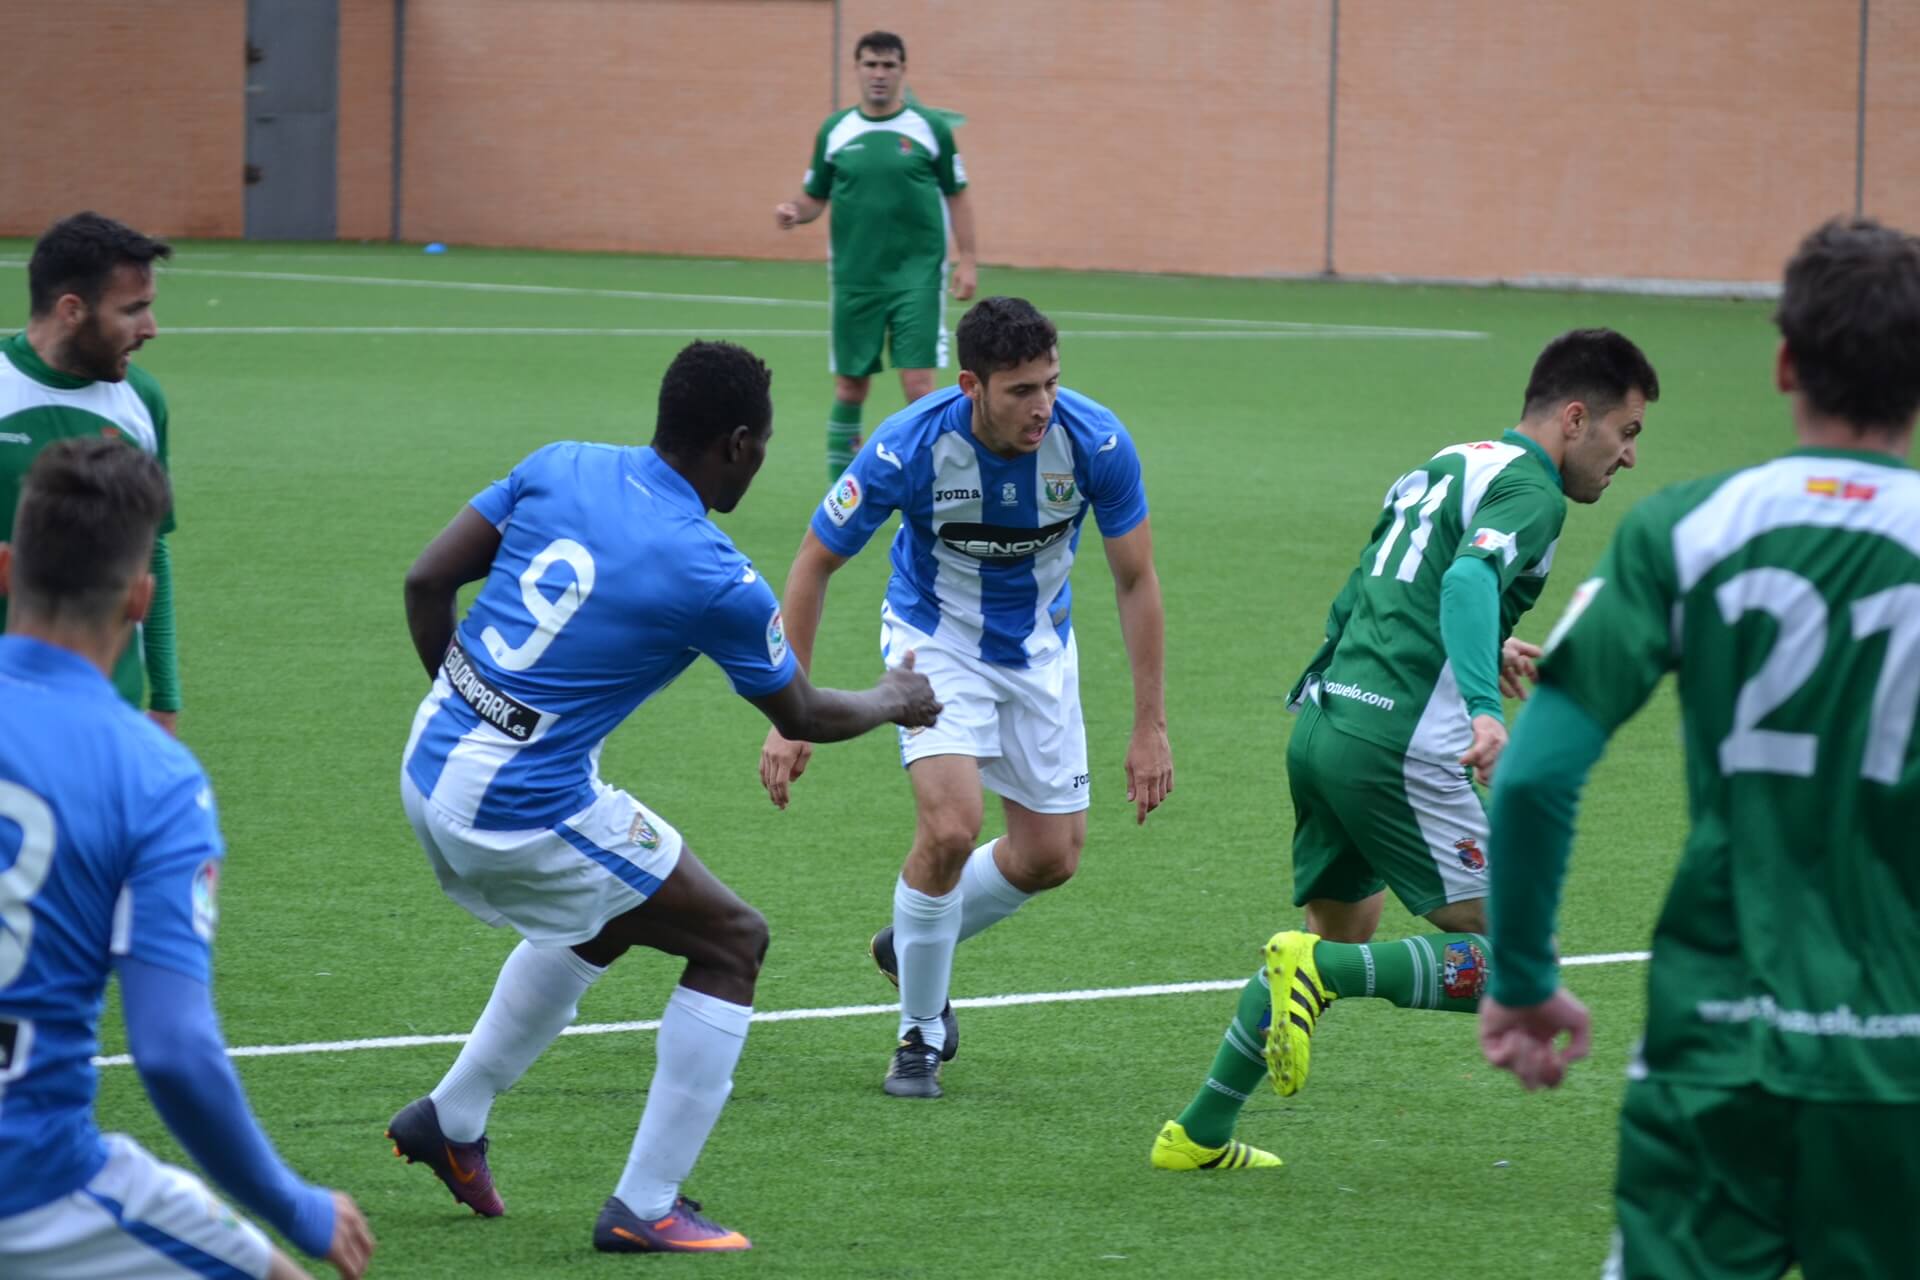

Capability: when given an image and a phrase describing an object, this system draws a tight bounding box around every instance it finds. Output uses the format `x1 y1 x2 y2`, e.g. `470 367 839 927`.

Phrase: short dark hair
957 297 1058 384
855 30 905 61
1774 217 1920 430
652 341 773 457
1520 328 1660 420
28 211 172 316
9 437 171 622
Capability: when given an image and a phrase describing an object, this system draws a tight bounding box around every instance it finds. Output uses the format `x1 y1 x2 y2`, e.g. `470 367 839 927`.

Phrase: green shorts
1286 698 1489 917
830 288 948 377
1612 1077 1920 1278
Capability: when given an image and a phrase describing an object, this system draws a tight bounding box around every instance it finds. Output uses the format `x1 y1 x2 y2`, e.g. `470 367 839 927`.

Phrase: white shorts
402 772 685 947
0 1134 274 1279
881 608 1090 814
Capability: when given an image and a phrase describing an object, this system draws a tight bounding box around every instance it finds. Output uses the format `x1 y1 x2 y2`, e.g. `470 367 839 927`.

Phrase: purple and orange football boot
592 1195 751 1253
386 1096 505 1218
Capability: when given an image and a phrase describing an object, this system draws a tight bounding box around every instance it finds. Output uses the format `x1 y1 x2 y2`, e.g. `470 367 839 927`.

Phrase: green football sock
827 399 863 480
1312 933 1492 1013
1175 968 1272 1147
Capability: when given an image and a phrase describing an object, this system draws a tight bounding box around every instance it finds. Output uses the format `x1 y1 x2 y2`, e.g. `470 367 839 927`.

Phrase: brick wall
5 0 1917 283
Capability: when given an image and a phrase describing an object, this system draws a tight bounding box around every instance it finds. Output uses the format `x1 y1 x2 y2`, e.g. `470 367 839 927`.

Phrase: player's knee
834 375 871 404
1426 898 1486 935
713 903 770 979
919 817 981 868
1006 832 1084 892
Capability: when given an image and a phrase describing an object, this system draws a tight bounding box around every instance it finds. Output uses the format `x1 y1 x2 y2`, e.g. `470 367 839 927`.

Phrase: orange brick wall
0 0 244 240
8 0 1920 285
338 0 397 240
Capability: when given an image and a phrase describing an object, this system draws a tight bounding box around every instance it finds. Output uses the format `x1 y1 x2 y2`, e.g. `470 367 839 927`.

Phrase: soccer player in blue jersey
390 341 940 1253
759 296 1173 1097
0 439 375 1279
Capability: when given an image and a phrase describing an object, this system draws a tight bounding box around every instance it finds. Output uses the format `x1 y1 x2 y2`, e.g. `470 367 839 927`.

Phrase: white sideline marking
91 949 1649 1069
0 261 1483 337
149 325 1483 341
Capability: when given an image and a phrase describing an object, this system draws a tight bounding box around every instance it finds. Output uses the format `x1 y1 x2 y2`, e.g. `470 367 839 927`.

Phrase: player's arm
947 188 978 300
776 127 834 229
1104 519 1173 824
748 657 939 745
775 192 827 228
403 505 503 678
117 773 374 1275
142 534 181 733
1481 504 1678 1090
758 529 852 806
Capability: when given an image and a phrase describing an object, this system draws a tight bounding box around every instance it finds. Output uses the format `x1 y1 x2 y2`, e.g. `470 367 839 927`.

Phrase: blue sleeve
469 445 561 529
810 432 909 557
1084 423 1148 538
696 562 799 697
112 766 223 983
1440 557 1504 721
120 958 336 1258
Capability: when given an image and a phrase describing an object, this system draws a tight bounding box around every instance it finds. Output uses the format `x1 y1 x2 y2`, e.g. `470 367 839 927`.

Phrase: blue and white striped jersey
811 387 1148 667
0 637 223 1217
404 444 797 832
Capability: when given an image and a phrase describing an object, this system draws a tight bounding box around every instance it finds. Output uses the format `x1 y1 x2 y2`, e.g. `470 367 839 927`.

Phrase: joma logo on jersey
937 518 1072 561
933 487 981 502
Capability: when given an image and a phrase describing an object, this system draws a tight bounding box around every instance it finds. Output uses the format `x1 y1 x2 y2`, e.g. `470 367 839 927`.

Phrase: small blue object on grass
424 242 447 254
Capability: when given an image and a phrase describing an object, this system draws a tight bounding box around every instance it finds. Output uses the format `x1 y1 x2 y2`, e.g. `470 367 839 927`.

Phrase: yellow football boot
1264 930 1335 1096
1149 1120 1282 1171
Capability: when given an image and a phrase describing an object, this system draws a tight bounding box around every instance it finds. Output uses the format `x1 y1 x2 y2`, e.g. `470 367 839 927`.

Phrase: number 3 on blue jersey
481 538 597 673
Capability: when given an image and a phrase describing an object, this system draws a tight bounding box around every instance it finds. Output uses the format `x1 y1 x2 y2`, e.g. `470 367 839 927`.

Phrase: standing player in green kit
1483 219 1920 1278
1151 329 1659 1172
775 30 978 479
0 212 182 731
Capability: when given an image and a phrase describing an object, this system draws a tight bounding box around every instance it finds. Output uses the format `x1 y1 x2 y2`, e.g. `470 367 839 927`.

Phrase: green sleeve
127 365 175 535
143 535 181 711
803 117 834 200
1440 556 1503 720
1537 496 1681 731
933 115 965 194
1455 473 1563 591
1487 684 1608 1005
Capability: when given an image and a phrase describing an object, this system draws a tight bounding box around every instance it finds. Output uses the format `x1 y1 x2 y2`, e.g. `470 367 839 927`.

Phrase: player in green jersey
1 212 181 732
1151 329 1659 1172
1483 220 1920 1277
775 30 979 479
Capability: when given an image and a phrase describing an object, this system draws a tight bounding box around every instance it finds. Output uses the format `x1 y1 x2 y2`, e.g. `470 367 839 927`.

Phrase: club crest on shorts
1043 472 1076 504
1453 835 1487 872
1441 940 1487 1000
628 808 661 851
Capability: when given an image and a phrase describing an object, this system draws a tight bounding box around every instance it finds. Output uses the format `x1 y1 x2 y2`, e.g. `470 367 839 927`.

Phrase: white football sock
431 940 604 1141
893 876 961 1052
956 839 1033 942
614 985 752 1219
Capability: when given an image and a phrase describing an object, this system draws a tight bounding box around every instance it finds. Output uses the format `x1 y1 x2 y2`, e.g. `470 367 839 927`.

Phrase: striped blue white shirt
811 386 1147 667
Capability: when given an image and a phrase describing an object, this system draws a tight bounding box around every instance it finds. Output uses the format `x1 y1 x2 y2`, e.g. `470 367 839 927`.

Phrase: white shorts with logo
0 1134 274 1279
402 772 685 947
881 607 1090 814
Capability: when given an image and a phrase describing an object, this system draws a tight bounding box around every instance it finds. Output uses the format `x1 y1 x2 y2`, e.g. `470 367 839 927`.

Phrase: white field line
91 949 1648 1069
149 325 1484 341
0 261 1483 337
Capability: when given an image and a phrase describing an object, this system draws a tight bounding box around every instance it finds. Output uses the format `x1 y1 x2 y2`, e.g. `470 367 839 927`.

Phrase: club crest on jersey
1043 472 1076 504
824 474 861 526
1441 940 1487 1000
191 859 220 941
629 808 661 851
898 135 915 155
1453 836 1486 872
1000 482 1018 506
766 607 788 665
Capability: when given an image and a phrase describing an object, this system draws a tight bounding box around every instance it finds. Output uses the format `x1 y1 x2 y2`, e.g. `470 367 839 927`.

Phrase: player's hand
1124 722 1174 825
1460 713 1508 787
951 259 978 301
147 709 179 737
1480 989 1593 1091
325 1191 375 1279
759 727 814 810
1500 637 1543 701
774 201 802 230
881 650 942 729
